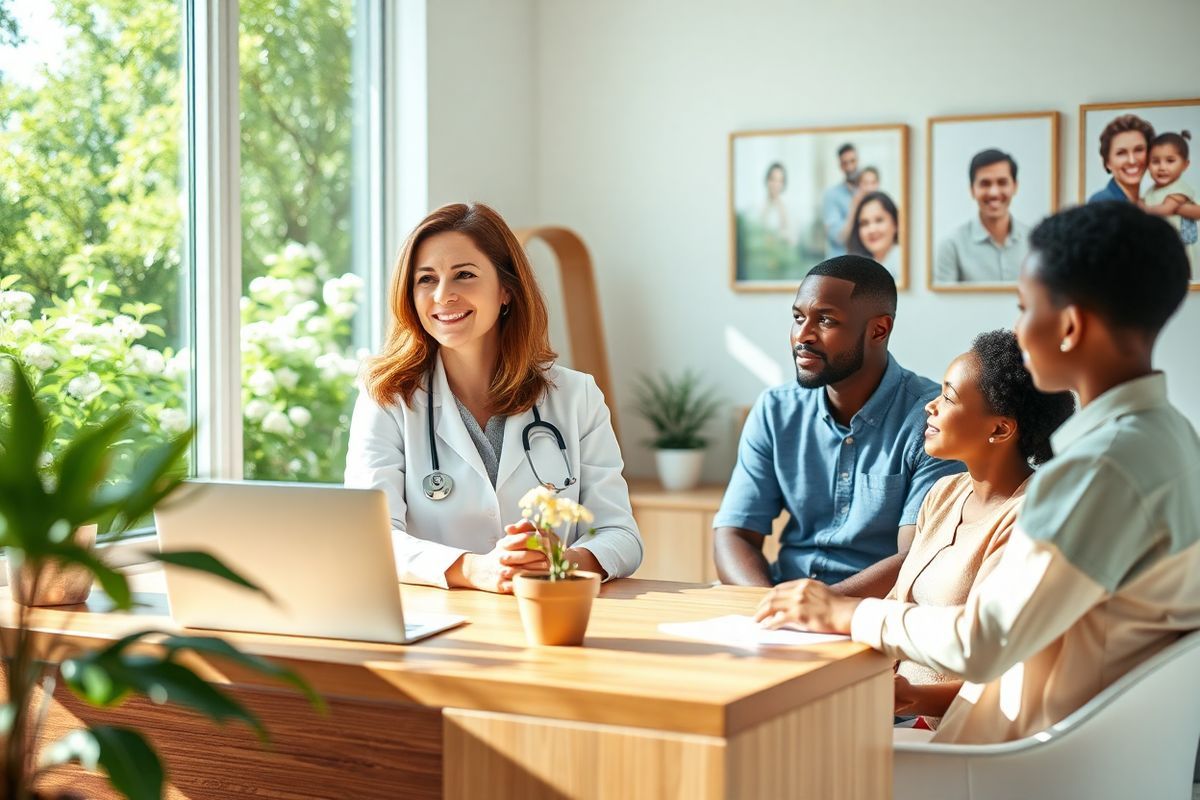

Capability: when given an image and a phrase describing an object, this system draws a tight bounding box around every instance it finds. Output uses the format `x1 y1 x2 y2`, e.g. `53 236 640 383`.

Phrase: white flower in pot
512 487 598 646
634 370 720 491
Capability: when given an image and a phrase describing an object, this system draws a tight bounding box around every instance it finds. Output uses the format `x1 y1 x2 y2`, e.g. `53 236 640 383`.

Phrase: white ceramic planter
654 448 704 491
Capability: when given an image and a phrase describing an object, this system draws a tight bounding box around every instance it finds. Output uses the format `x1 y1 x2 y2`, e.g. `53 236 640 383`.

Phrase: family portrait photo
729 124 909 291
927 112 1059 291
1081 98 1200 284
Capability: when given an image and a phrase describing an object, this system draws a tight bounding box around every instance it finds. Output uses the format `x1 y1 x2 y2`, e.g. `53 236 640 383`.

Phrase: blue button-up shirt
714 355 964 585
1088 177 1131 204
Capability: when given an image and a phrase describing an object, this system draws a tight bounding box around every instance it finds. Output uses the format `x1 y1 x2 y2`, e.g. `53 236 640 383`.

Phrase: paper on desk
658 615 848 648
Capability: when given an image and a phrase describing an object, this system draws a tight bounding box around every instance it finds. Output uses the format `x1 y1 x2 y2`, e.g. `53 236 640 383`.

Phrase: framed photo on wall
927 112 1059 292
1080 98 1200 288
728 124 909 292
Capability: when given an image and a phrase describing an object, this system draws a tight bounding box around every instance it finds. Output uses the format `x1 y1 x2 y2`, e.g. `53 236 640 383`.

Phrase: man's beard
794 330 866 389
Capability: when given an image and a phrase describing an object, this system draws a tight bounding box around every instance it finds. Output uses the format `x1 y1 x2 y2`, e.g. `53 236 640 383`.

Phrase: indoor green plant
634 369 720 491
0 356 321 799
512 487 599 646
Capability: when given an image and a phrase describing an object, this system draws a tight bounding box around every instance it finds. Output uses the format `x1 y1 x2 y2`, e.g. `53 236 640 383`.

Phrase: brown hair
364 203 556 414
1098 114 1156 173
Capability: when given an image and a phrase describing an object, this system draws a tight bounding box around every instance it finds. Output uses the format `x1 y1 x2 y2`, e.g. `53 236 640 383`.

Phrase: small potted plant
634 369 720 491
512 487 599 646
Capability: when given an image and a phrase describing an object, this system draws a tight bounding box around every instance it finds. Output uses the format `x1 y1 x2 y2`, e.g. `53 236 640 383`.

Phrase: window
1 0 399 511
0 0 191 496
238 0 366 482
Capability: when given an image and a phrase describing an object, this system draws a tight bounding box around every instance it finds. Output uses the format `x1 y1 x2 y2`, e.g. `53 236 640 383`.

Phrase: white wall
426 0 538 226
531 0 1200 481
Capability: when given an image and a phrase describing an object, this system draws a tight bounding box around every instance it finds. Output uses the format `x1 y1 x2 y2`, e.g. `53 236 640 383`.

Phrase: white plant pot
654 449 704 491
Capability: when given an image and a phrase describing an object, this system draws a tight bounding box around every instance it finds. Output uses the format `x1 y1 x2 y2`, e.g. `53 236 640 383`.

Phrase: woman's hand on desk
500 521 551 574
753 579 862 634
446 524 549 593
503 520 609 580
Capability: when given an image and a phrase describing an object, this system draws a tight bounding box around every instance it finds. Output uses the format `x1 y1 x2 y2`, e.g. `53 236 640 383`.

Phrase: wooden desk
628 480 783 583
6 569 892 799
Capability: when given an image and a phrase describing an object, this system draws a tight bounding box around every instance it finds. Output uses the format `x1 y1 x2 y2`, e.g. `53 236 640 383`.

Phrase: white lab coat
344 355 643 587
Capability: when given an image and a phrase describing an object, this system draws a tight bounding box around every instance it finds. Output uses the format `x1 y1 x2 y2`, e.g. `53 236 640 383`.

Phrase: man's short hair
1028 203 1188 336
969 149 1018 183
837 143 856 158
805 255 897 316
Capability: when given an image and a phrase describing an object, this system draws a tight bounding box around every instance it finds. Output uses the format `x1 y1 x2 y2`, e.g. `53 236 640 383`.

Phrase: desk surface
2 568 889 738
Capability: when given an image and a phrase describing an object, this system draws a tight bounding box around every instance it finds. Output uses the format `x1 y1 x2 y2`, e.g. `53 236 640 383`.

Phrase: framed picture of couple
728 124 910 292
926 111 1059 292
1080 98 1200 288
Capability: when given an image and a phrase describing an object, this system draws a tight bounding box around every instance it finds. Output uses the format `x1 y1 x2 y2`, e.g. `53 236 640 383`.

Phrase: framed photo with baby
728 123 909 292
1080 98 1200 288
926 112 1059 292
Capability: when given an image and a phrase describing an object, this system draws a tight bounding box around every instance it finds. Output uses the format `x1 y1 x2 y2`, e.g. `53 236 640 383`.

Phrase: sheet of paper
658 614 848 648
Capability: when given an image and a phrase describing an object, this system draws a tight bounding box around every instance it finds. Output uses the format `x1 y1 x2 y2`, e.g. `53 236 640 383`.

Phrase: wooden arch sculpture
513 226 619 442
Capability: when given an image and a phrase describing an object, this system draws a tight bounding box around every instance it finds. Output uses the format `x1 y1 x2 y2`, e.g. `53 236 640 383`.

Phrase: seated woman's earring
501 303 511 317
988 437 996 443
1059 339 1071 352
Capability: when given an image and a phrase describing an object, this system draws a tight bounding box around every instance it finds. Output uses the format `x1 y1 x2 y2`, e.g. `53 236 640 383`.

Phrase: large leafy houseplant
0 357 321 799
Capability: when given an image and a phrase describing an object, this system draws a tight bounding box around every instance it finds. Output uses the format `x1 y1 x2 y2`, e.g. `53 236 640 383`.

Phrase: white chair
893 630 1200 800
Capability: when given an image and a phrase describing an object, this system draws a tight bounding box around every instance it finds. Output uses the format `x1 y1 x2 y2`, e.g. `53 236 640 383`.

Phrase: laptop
153 480 465 644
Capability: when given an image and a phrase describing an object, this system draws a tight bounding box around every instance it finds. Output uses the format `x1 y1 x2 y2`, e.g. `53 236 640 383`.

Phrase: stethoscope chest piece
423 470 454 501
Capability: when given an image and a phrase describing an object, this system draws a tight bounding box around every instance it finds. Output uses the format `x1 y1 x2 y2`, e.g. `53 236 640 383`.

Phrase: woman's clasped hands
753 578 863 634
454 520 548 594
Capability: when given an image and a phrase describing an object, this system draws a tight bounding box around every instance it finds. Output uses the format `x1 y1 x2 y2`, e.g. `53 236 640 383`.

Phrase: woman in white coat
345 202 643 592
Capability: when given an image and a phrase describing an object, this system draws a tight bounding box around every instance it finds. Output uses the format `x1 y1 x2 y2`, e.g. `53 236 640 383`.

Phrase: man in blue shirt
714 255 964 595
821 143 860 256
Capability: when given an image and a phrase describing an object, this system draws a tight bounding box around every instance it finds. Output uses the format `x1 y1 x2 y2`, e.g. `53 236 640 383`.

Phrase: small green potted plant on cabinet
634 370 720 491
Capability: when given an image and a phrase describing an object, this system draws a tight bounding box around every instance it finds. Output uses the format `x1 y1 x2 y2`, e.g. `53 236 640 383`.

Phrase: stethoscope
422 367 578 501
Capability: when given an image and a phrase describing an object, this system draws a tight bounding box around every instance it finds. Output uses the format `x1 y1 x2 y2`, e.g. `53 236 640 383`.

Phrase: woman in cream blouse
890 330 1073 725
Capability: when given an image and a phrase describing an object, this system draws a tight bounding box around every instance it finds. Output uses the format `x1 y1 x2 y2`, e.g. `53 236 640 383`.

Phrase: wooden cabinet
628 480 782 583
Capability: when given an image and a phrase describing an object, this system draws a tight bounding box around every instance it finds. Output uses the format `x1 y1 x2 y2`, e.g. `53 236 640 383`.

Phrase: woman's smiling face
857 199 897 258
411 231 510 354
1106 130 1149 189
923 352 997 462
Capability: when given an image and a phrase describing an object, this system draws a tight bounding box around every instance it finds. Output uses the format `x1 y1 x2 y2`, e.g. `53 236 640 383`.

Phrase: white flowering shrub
0 242 365 485
0 274 187 484
239 242 364 481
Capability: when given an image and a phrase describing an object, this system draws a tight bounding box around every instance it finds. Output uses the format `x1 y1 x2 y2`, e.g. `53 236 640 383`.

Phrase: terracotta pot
512 570 600 646
6 524 99 606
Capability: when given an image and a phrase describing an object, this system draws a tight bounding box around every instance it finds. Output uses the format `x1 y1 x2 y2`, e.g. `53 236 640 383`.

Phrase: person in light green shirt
934 149 1029 285
757 201 1200 744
